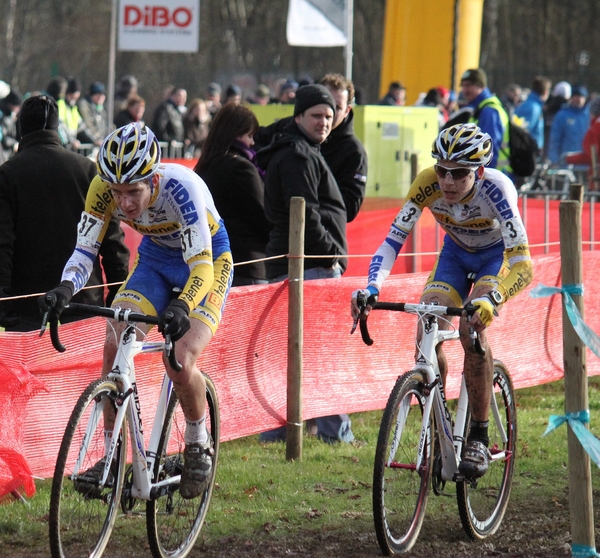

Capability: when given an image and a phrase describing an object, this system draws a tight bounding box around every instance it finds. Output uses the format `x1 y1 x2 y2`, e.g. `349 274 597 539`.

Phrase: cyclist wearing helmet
41 122 233 499
351 123 532 478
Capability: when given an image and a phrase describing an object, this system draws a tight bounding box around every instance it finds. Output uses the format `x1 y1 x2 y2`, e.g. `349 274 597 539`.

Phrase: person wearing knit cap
54 76 86 150
77 81 109 145
0 94 129 331
460 67 509 170
257 81 353 444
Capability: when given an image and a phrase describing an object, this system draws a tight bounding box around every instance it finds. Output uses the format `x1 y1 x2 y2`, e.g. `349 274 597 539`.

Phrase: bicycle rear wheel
146 373 220 558
373 369 433 555
457 360 517 540
49 378 127 558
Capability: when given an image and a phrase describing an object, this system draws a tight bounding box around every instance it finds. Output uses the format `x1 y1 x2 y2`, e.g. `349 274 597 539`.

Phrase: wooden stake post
559 199 596 551
286 197 305 461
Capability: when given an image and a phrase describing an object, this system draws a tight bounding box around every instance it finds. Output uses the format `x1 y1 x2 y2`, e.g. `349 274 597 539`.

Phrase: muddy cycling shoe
180 442 214 500
459 439 490 479
73 458 117 498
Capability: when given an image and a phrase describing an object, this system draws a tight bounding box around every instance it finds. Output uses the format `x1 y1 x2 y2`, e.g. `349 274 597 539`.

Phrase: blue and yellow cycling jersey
367 166 532 303
61 163 230 314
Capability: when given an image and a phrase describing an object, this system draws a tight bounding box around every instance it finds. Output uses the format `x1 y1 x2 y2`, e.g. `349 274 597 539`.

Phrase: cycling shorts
113 231 233 336
423 236 510 307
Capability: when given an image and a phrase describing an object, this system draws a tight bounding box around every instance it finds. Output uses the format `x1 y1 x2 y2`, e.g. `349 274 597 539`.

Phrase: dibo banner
119 0 200 52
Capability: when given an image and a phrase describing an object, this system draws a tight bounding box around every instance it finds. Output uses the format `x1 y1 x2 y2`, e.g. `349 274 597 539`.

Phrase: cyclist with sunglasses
351 123 532 478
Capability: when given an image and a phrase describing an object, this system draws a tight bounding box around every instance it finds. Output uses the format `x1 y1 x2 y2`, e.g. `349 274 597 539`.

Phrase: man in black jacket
0 95 130 331
257 84 353 444
257 84 348 282
255 74 368 223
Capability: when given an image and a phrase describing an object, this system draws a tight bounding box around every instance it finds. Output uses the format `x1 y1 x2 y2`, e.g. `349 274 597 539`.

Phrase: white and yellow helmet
432 123 493 167
97 123 161 183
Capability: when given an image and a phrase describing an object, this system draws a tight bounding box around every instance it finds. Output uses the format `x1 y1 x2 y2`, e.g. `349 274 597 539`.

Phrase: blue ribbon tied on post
531 283 600 469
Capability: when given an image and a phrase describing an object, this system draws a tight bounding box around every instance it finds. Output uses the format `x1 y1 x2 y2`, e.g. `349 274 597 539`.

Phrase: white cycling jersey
368 166 531 302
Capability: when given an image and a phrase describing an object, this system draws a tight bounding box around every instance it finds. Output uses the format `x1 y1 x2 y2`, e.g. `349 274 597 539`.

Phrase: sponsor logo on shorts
114 292 143 303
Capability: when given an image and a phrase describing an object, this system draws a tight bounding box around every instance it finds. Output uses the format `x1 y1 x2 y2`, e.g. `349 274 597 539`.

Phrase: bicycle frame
74 323 178 500
387 304 510 483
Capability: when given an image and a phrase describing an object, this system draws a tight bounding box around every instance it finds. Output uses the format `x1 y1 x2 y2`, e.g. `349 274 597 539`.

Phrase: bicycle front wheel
147 373 220 558
49 378 127 558
373 369 433 555
457 360 517 540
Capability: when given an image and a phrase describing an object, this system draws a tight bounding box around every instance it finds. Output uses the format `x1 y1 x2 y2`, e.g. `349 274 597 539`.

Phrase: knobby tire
456 360 517 540
146 373 220 558
373 369 433 555
49 378 127 558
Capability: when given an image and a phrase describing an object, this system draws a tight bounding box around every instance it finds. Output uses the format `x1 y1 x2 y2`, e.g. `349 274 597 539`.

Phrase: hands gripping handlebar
39 299 183 371
352 293 485 355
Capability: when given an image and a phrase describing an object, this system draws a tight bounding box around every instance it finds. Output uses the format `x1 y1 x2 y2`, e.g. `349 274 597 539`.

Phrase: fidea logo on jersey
118 0 199 53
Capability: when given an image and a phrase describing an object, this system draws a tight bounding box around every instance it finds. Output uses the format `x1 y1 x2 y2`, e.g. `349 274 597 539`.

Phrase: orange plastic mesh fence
1 252 599 498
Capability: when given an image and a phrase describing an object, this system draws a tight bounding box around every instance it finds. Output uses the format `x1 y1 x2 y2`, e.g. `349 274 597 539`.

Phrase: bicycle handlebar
352 300 485 355
40 301 183 372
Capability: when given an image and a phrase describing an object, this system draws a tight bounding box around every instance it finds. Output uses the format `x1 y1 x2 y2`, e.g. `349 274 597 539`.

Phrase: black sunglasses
434 164 475 180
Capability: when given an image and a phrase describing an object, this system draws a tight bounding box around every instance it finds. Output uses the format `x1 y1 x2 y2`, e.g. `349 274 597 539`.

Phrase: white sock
185 415 209 445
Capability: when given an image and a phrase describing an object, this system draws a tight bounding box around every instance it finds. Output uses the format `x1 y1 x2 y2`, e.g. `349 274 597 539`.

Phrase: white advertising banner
118 0 200 52
286 0 347 47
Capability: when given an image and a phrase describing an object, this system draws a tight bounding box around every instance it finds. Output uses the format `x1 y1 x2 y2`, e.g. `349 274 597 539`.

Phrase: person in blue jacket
548 85 590 164
515 76 552 151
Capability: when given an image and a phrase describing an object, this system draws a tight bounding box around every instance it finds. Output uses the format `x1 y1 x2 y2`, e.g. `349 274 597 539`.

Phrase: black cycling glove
38 281 74 322
158 299 191 342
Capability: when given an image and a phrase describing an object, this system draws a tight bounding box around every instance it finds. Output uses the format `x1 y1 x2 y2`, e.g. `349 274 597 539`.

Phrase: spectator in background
544 80 571 156
318 73 368 222
257 84 353 444
114 94 146 128
224 84 242 106
419 87 447 129
183 98 211 159
0 90 22 163
514 76 552 151
206 82 222 117
501 83 522 118
435 86 451 123
114 74 138 111
57 76 87 150
566 96 600 189
0 95 129 331
255 74 367 223
194 104 270 286
548 85 589 165
152 86 187 145
460 68 508 170
77 81 109 146
250 84 272 105
46 76 75 148
378 81 406 106
276 80 298 104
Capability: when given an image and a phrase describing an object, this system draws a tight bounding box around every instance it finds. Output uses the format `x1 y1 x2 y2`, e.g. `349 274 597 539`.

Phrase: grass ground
2 378 600 557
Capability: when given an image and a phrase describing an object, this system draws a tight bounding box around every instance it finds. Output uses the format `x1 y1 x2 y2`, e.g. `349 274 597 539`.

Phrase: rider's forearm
495 249 533 303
